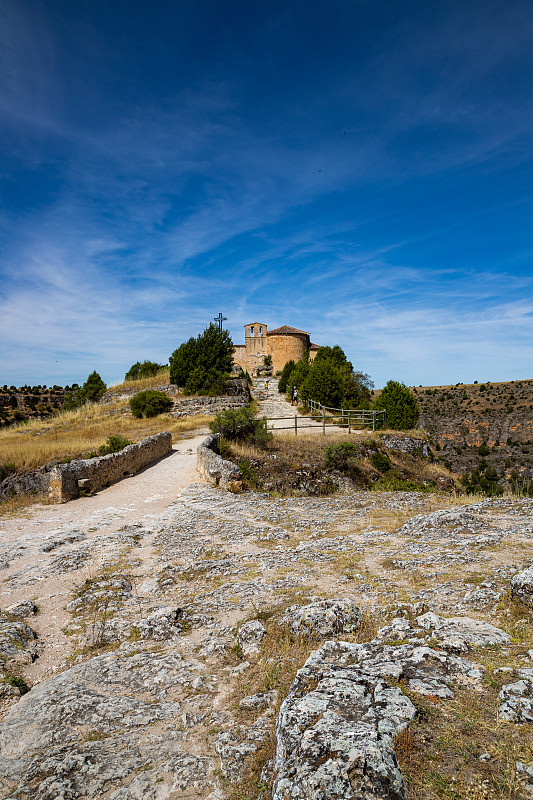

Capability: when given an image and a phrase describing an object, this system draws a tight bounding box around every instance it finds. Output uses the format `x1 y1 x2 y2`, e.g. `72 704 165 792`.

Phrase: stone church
233 322 320 374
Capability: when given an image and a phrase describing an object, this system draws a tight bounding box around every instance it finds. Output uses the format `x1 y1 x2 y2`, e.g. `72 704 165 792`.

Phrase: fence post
373 411 376 431
322 408 325 435
295 415 298 436
348 411 351 434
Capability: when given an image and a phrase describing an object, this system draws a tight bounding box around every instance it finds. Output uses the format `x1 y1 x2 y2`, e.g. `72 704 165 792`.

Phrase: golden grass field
0 387 213 472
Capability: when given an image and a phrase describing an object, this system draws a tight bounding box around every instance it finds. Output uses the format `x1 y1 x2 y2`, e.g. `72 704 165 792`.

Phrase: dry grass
0 400 213 473
109 370 171 393
396 662 533 800
0 491 51 518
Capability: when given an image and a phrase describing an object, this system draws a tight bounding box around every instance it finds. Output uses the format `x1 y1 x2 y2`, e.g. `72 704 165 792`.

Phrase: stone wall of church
267 334 309 374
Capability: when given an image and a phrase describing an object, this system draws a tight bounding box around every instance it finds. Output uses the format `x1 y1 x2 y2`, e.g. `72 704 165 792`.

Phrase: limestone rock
237 620 267 655
0 620 38 663
0 650 214 799
511 565 533 609
272 638 483 800
499 671 533 725
279 598 361 639
3 600 38 618
416 612 510 653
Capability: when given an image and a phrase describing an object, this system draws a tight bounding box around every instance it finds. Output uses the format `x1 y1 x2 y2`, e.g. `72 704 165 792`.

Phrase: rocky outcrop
0 463 54 503
196 434 243 491
48 431 172 502
101 379 251 418
272 636 484 800
0 649 214 799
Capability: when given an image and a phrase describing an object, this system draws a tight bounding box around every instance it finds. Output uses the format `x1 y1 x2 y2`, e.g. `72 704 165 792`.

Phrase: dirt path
0 428 210 685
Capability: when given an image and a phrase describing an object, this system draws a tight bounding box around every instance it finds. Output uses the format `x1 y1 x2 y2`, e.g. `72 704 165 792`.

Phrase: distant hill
0 385 75 426
372 379 533 490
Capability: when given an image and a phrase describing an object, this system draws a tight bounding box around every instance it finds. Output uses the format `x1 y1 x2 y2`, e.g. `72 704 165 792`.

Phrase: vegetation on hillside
0 398 213 475
124 360 167 381
220 431 452 496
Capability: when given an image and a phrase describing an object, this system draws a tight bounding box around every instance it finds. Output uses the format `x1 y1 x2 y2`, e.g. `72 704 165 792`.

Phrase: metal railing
307 399 386 431
262 400 386 435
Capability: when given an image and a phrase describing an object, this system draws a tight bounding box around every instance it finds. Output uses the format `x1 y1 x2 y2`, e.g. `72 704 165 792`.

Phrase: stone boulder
237 620 267 656
279 598 361 639
511 565 533 609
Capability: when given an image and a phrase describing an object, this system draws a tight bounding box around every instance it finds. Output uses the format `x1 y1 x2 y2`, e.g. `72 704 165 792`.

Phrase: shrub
129 390 173 418
98 435 133 455
373 380 419 429
324 442 360 469
478 442 490 456
371 451 391 472
169 324 234 394
210 407 271 447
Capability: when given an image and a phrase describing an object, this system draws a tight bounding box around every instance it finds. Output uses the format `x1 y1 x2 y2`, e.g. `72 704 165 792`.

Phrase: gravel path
253 377 349 435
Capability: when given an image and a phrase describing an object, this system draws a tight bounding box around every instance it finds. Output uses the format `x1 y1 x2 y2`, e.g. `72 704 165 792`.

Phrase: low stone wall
48 432 173 502
197 434 242 492
171 395 249 418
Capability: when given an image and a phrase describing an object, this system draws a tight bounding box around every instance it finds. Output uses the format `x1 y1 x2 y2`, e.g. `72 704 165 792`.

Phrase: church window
259 326 263 335
250 326 254 336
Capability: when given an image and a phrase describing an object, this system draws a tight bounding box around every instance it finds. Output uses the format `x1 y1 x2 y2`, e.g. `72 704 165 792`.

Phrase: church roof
267 325 310 337
309 342 320 350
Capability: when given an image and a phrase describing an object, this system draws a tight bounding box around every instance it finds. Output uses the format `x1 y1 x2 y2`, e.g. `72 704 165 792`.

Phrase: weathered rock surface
511 565 533 609
279 598 362 639
272 636 483 800
0 649 215 799
0 473 532 798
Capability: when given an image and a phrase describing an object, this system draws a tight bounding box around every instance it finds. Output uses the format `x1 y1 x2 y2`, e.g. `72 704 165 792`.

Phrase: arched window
250 326 254 336
258 326 263 336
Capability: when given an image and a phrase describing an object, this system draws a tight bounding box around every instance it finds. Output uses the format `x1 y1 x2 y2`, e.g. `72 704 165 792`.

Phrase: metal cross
213 312 227 330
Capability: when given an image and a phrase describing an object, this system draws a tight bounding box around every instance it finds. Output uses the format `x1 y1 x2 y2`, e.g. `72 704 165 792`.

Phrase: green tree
169 324 234 395
80 371 107 403
287 361 310 393
299 360 343 407
313 345 351 369
373 380 419 429
278 360 296 393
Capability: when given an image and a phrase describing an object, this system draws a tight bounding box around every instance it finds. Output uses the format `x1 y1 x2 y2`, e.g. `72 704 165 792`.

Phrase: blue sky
1 0 532 389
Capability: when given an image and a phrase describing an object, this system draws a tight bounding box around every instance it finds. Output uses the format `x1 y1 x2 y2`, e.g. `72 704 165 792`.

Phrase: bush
129 390 173 418
98 435 133 455
210 407 271 447
371 451 391 472
324 441 360 469
373 380 419 429
169 324 234 395
125 360 165 381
